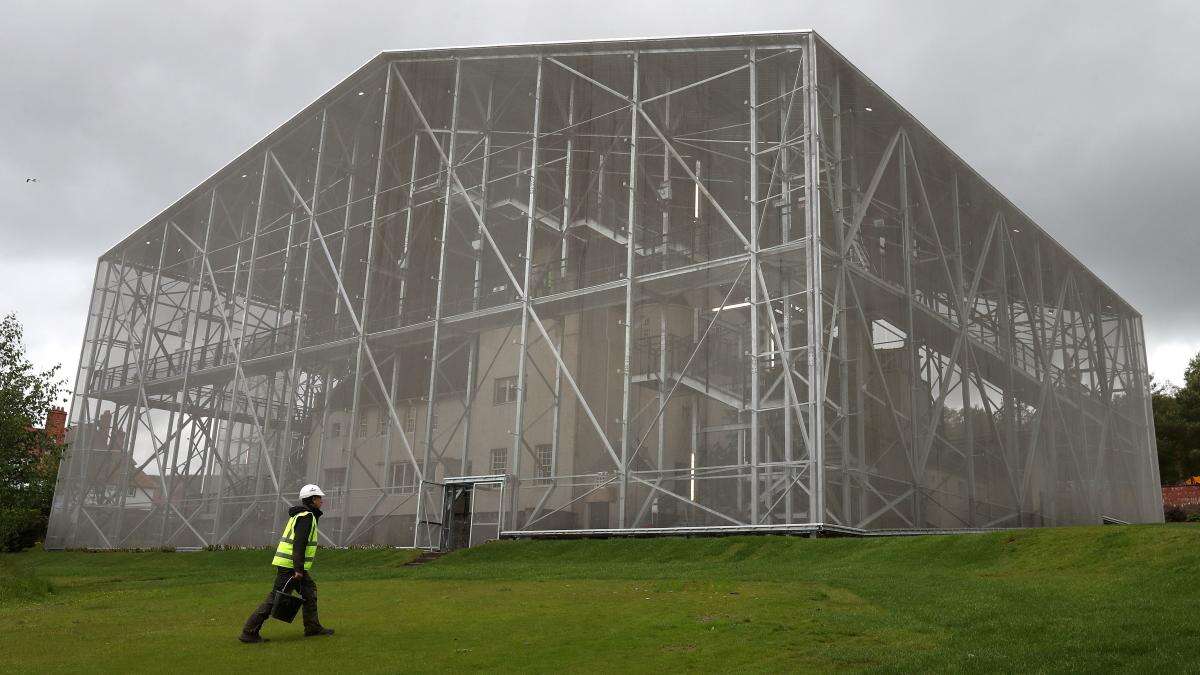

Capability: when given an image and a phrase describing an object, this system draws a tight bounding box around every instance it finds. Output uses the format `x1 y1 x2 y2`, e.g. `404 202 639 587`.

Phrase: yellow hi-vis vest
271 511 318 570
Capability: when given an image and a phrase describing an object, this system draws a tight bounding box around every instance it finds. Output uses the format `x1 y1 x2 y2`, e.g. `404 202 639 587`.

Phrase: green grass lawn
2 525 1198 672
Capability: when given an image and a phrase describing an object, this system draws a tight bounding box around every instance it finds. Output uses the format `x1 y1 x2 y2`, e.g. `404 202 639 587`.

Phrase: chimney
46 407 67 444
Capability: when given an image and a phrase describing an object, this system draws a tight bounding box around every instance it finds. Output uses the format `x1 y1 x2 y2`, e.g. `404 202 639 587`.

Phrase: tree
1152 354 1200 485
0 313 66 551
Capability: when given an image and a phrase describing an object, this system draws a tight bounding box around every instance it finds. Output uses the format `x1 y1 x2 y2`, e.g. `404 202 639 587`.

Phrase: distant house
26 406 68 483
124 471 160 507
1163 477 1200 509
29 406 67 454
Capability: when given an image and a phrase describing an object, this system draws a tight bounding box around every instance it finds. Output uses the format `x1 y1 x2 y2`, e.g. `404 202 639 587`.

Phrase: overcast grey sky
3 0 1198 396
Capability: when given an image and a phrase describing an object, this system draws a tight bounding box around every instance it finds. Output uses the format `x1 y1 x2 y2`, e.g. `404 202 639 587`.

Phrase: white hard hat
299 484 326 500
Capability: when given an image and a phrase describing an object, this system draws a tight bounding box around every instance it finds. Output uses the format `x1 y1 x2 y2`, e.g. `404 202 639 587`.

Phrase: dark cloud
2 0 1196 387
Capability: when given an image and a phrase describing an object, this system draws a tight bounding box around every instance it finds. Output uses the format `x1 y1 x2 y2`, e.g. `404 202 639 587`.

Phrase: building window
128 486 136 497
535 443 554 483
379 414 389 436
330 422 341 438
494 376 518 405
404 407 417 432
490 447 508 475
324 467 347 493
389 463 418 495
358 416 368 438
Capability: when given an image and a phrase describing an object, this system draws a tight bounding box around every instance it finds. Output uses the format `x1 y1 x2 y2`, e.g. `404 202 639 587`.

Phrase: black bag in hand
270 577 304 623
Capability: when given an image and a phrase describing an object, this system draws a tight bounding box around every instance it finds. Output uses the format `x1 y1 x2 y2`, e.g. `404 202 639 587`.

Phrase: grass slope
1 525 1197 672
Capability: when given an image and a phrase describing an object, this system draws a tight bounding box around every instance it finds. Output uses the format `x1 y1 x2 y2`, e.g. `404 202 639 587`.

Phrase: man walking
239 484 335 643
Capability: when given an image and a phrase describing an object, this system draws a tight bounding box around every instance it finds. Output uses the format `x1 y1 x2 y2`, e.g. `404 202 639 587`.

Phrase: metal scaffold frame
46 31 1161 551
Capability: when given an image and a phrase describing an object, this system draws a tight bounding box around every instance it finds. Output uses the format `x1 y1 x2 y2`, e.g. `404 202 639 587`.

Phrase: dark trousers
242 567 322 635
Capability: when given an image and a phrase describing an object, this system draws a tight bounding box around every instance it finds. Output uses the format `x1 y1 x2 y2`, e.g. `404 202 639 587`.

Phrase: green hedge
0 508 45 553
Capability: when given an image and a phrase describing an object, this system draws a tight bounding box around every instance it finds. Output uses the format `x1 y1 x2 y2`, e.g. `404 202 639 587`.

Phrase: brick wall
45 407 66 444
1162 485 1200 508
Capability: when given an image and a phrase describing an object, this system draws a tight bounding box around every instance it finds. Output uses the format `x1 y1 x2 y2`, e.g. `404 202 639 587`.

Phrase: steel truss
46 31 1161 551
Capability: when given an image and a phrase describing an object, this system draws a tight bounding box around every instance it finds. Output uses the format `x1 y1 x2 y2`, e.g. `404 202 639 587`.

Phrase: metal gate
440 475 506 550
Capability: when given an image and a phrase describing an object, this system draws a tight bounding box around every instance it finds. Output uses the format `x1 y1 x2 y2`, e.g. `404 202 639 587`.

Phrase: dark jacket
282 504 322 573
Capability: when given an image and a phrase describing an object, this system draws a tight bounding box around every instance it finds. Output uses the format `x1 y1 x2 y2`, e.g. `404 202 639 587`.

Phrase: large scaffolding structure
46 31 1162 551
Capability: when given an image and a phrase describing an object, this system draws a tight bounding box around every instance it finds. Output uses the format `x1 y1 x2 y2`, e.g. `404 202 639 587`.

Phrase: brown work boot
304 627 335 637
238 633 269 643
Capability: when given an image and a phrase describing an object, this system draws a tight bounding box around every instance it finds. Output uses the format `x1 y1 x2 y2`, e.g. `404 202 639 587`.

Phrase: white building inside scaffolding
47 31 1162 551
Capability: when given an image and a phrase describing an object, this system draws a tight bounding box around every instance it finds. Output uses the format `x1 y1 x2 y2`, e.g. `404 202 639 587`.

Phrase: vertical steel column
252 196 299 528
660 94 671 263
273 202 299 342
953 174 977 525
1091 293 1110 405
183 195 219 520
213 151 271 543
779 64 795 524
617 51 639 529
135 224 172 545
549 78 575 492
996 222 1018 523
115 398 141 544
195 235 227 518
161 336 193 543
470 82 494 314
512 56 544 530
416 57 461 547
1034 242 1055 523
202 209 242 527
831 72 851 526
561 80 575 279
398 131 420 321
1065 276 1090 516
803 35 826 523
278 178 318 534
382 358 400 496
748 47 761 524
102 263 137 540
898 135 922 527
325 154 363 527
389 108 421 534
340 68 394 543
309 111 333 497
268 191 303 533
657 93 670 485
333 134 361 335
462 80 495 472
137 224 173 543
